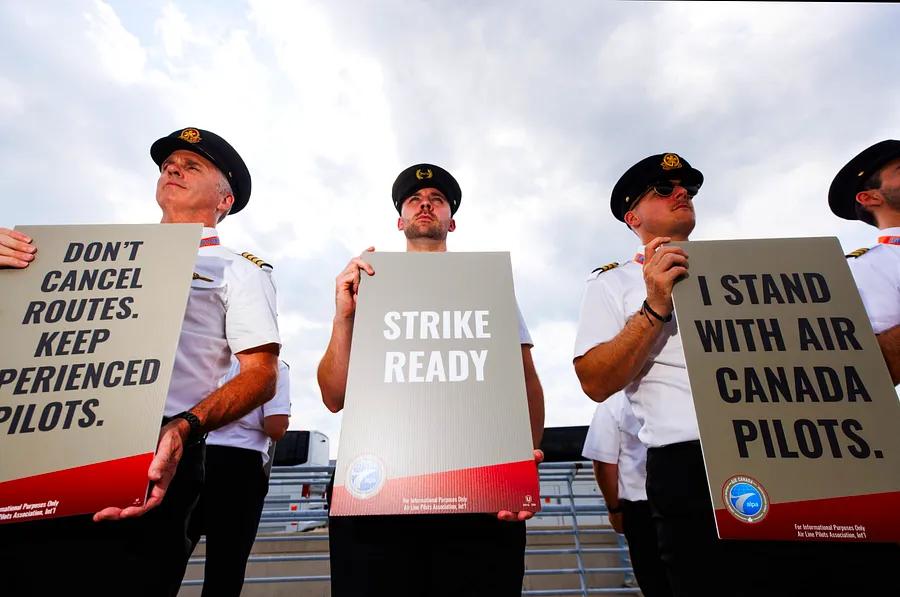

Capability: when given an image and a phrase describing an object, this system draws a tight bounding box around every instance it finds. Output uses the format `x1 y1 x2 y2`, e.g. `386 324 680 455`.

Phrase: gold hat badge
661 153 682 170
415 168 433 180
179 128 202 144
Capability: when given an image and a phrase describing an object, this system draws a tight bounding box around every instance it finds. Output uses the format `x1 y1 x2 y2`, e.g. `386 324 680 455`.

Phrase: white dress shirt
582 393 648 501
165 227 280 417
574 256 699 448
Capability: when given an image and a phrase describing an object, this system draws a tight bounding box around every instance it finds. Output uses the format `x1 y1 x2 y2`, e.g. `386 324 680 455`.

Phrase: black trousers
0 440 205 597
187 444 269 597
328 514 526 597
647 440 900 597
620 499 672 597
646 440 791 597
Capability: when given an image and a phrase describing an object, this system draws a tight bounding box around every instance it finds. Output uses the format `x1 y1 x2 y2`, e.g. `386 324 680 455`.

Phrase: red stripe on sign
0 453 153 524
715 491 900 542
331 459 540 516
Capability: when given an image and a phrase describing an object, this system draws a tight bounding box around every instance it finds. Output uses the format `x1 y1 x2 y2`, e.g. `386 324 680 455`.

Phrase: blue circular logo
722 475 768 523
347 455 385 500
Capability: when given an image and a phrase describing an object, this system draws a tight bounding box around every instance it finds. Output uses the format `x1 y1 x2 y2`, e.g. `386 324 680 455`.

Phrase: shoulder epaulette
845 247 870 259
240 251 273 269
591 262 620 275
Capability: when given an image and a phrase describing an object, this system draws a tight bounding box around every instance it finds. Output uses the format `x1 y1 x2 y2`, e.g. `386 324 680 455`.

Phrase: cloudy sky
2 1 898 457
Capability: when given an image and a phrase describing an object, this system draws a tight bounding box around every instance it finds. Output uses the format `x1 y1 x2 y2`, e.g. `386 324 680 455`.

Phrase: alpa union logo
722 475 769 523
729 483 763 516
347 455 385 499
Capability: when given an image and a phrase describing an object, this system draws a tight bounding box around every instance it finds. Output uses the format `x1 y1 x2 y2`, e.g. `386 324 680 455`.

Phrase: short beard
403 220 448 241
883 186 900 210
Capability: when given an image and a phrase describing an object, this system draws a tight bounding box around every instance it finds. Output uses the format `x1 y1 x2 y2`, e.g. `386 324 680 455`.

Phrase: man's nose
671 185 689 201
164 162 183 176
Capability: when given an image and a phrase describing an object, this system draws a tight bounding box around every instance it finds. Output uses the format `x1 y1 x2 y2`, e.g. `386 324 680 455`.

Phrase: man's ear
855 190 882 209
448 218 456 232
397 216 405 231
216 194 234 222
624 210 639 229
218 193 235 214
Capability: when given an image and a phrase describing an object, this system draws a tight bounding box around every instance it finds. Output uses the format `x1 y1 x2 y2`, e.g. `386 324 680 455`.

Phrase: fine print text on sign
0 224 200 523
331 252 540 516
672 237 900 542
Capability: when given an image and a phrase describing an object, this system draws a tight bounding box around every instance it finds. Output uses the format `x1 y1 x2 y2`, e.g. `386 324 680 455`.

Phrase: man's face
155 149 229 216
626 179 696 238
397 187 456 240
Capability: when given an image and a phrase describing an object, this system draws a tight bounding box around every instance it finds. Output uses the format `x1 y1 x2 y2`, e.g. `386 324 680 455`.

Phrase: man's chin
403 225 447 241
156 189 181 205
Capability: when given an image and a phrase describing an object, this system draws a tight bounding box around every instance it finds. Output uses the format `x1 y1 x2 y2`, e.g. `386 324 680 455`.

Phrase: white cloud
598 3 867 121
0 75 26 119
155 2 191 59
83 0 147 84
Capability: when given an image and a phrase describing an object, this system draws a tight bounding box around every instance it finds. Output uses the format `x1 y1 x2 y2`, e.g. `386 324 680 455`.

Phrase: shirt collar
200 227 220 248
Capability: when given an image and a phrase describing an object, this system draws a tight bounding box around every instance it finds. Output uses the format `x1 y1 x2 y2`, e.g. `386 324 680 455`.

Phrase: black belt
647 439 701 454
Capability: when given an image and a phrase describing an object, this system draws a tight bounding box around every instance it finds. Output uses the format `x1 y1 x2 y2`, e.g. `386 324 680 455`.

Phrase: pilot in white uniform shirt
207 358 292 462
582 393 647 502
846 226 900 335
574 251 697 449
166 226 280 418
581 393 672 597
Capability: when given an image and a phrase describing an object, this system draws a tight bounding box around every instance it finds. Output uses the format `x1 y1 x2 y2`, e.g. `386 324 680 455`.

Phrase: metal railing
183 462 641 596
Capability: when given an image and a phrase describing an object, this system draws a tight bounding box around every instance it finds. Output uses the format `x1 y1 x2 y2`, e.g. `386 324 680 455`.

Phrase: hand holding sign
335 247 375 319
93 419 189 521
0 228 36 268
497 449 544 521
643 237 688 318
322 248 376 414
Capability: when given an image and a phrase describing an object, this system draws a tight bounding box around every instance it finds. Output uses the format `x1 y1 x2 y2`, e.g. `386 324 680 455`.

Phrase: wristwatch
171 410 205 446
607 504 623 514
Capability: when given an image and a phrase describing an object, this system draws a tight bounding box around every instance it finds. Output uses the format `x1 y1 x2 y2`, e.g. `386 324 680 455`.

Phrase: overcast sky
2 1 898 457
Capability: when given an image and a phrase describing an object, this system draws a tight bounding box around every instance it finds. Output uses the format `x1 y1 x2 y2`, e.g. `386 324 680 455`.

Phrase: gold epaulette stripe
240 252 273 269
845 247 870 259
591 262 620 274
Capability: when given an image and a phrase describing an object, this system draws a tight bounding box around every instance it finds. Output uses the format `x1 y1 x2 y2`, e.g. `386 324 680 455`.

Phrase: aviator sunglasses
644 181 700 198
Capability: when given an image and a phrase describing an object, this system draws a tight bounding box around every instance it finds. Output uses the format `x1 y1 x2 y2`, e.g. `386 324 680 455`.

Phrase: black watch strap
172 411 205 445
642 299 673 323
607 504 623 514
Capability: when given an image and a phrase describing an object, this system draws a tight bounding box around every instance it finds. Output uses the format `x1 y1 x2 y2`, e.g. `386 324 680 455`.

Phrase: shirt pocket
188 260 226 309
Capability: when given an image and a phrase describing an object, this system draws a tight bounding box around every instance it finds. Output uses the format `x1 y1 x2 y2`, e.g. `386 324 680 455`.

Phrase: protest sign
331 252 540 516
0 224 200 522
673 237 900 541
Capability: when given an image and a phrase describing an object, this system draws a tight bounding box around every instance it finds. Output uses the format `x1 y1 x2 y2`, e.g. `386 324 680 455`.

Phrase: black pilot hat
391 163 462 215
610 153 704 222
829 140 900 221
150 127 252 215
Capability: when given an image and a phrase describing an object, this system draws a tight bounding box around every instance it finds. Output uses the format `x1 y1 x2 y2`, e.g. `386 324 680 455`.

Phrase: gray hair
215 171 234 223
